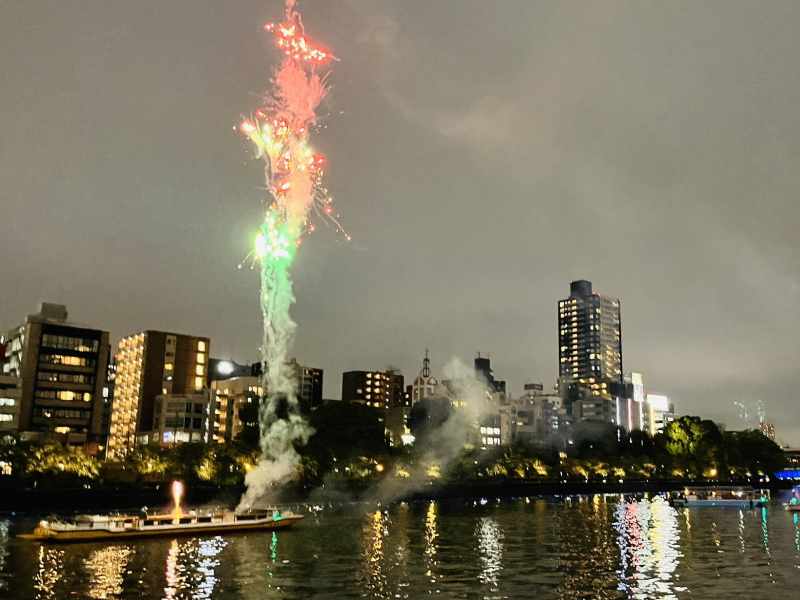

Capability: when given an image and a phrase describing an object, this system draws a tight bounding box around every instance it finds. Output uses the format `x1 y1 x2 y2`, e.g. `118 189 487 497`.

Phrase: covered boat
670 486 767 508
19 508 302 542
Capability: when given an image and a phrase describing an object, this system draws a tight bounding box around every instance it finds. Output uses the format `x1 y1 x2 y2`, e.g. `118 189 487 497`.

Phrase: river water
1 493 799 599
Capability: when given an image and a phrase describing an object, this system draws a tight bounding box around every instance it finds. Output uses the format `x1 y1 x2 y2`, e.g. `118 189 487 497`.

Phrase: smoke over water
237 1 337 509
360 358 497 505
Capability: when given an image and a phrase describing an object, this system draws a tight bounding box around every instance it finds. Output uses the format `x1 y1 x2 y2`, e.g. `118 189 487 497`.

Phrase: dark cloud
2 1 799 443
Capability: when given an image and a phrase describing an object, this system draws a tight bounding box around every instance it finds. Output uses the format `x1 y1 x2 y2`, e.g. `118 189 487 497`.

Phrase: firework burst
238 0 342 507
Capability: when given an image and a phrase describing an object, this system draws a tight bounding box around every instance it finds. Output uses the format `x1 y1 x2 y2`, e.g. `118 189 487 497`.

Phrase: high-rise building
107 330 210 461
2 303 109 450
558 280 622 387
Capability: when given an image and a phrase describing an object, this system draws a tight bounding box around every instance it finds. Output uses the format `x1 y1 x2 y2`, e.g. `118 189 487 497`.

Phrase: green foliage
724 429 786 476
17 439 100 485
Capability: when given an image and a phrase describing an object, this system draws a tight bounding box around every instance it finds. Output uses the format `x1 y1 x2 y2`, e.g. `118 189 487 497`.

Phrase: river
1 492 799 599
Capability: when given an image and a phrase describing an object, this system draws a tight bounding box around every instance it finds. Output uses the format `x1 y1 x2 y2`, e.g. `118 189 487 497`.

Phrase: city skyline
2 1 800 444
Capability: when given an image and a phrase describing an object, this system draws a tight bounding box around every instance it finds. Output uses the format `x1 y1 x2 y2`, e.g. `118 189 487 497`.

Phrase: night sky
2 1 799 444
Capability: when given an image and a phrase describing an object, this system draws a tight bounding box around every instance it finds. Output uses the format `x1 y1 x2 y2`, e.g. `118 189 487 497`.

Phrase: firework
238 1 341 507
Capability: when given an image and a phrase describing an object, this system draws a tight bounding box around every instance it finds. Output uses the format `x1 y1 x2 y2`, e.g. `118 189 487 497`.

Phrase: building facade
107 331 210 461
2 303 109 449
138 390 214 447
0 374 21 432
410 351 439 404
210 376 262 443
342 369 403 409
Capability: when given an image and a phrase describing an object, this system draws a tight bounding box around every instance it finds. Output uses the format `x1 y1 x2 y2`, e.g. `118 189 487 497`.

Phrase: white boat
670 486 767 508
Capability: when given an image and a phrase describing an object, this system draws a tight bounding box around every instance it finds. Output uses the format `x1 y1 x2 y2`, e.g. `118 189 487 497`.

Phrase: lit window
197 353 205 364
198 341 206 352
195 377 203 390
165 363 173 371
196 365 204 376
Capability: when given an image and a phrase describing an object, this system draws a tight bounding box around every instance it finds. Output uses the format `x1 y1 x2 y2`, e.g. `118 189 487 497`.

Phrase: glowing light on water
425 502 439 586
359 510 389 596
238 0 344 509
34 546 64 600
475 517 504 589
613 497 683 599
85 546 133 600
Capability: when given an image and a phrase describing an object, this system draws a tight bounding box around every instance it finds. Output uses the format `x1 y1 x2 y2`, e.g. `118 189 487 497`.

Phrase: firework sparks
238 0 341 507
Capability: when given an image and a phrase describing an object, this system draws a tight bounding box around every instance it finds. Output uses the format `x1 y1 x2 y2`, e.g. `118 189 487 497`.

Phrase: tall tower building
2 303 109 450
558 280 622 386
107 330 210 461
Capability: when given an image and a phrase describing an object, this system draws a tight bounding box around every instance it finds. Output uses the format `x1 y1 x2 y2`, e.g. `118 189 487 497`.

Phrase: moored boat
670 486 767 508
18 508 302 542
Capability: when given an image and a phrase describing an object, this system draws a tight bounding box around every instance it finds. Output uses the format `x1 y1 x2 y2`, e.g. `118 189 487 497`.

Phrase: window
0 398 15 407
196 365 204 376
193 403 203 414
194 377 203 390
193 418 201 429
197 341 206 352
0 415 12 422
164 363 173 371
197 353 205 364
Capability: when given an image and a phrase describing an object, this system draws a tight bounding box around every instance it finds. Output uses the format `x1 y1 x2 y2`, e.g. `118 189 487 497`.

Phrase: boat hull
18 515 302 543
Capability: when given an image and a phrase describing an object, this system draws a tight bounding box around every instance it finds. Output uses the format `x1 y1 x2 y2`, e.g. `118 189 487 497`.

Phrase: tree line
0 400 787 491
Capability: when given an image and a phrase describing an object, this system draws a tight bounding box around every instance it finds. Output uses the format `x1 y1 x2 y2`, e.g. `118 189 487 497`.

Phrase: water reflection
164 537 227 600
34 546 64 600
558 496 622 599
359 509 390 599
0 520 8 592
424 502 438 587
614 496 682 599
475 517 503 588
85 545 133 599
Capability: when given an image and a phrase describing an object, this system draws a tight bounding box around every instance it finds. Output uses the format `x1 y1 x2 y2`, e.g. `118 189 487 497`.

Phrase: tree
21 439 99 486
724 430 786 477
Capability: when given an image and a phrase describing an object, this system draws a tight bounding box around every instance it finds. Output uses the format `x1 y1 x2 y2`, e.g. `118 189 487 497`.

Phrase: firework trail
238 0 341 507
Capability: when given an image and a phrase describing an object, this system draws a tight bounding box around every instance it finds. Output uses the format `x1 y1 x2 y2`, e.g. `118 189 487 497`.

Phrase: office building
558 280 622 386
645 394 675 436
2 303 109 450
107 330 210 461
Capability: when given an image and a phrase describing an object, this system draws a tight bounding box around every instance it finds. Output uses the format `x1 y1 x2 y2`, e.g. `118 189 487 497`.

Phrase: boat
669 486 767 508
786 487 800 511
18 507 303 542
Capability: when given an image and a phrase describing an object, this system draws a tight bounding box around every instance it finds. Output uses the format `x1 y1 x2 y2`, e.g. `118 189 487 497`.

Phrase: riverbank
0 478 791 514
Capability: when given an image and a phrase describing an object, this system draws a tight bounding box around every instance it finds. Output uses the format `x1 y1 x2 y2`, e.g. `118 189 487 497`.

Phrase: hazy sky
2 1 799 444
